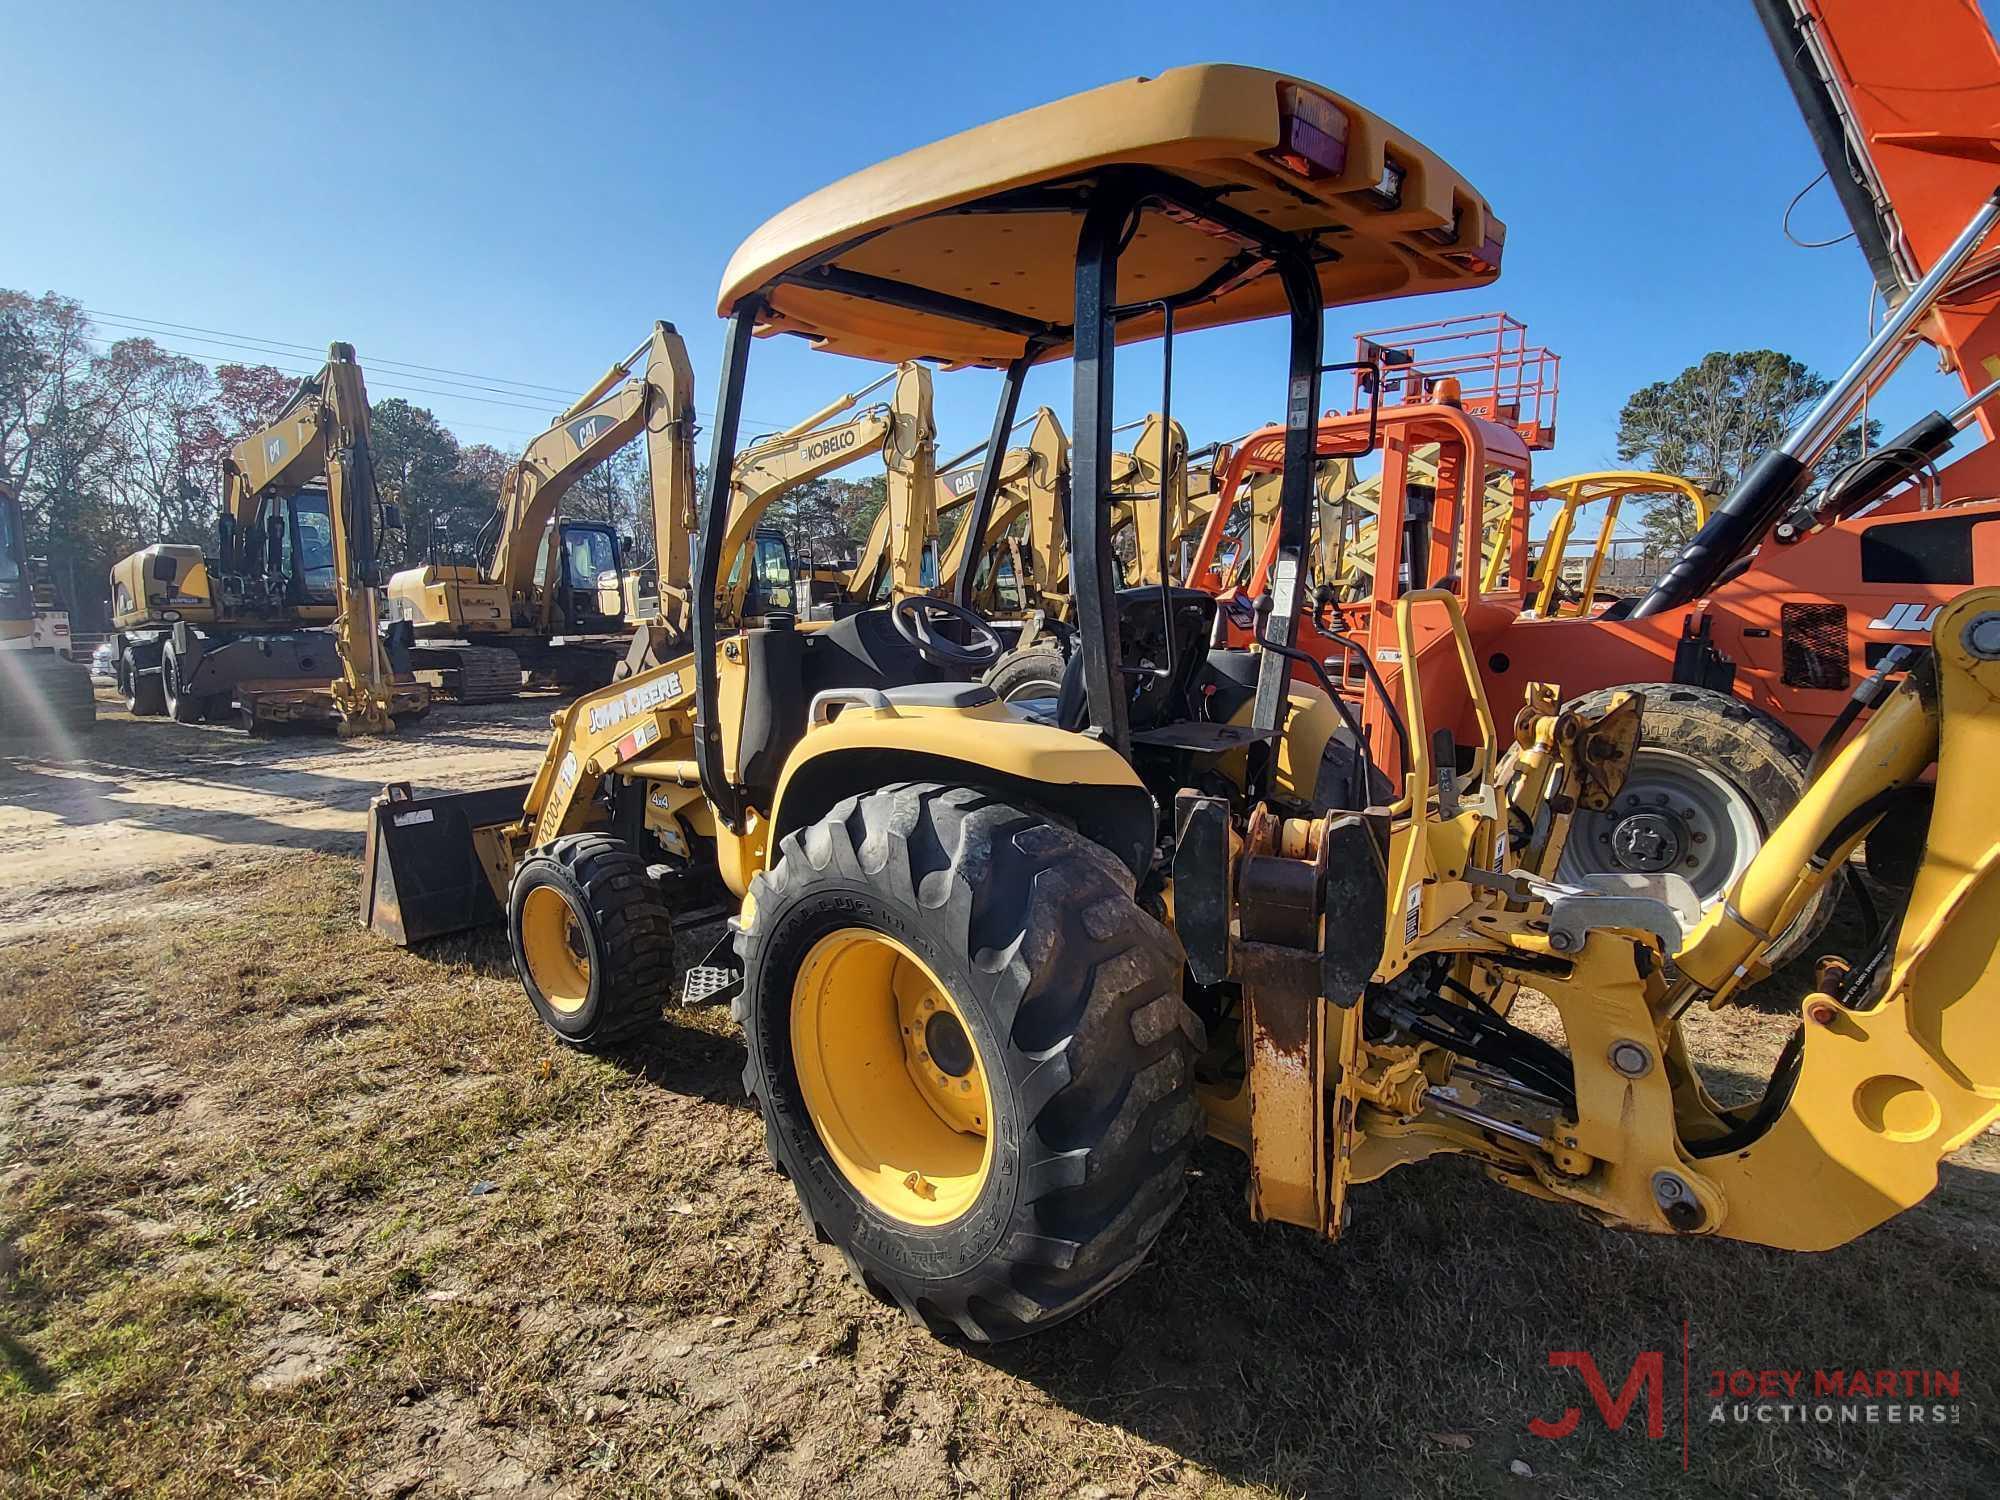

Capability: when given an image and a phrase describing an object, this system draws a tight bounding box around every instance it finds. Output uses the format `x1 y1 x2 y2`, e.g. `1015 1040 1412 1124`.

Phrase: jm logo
1868 602 1942 633
1529 1351 1667 1440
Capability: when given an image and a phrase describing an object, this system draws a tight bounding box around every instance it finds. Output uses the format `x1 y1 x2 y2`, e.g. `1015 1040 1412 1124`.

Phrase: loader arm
1019 407 1072 605
935 446 1031 596
483 323 699 632
1109 413 1188 585
928 406 1072 607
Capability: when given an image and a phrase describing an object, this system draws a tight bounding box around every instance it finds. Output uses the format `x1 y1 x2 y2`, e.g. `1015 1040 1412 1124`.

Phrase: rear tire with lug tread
509 833 676 1049
1558 683 1832 966
736 780 1202 1342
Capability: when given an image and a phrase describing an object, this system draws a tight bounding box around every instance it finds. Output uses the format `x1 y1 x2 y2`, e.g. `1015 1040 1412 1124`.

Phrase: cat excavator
0 478 96 740
364 62 2000 1345
386 323 699 699
108 343 425 734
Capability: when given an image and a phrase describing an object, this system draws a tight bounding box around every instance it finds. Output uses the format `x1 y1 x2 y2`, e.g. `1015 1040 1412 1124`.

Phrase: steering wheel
890 595 1004 672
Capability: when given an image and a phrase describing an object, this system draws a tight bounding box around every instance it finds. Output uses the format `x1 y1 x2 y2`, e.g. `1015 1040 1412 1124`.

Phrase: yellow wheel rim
791 929 994 1226
520 884 591 1014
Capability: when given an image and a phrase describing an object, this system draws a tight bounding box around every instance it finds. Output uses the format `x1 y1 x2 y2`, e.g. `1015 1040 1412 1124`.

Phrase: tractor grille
1781 603 1849 691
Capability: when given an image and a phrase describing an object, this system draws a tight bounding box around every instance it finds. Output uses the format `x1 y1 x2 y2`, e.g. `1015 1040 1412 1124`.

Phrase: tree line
5 286 1869 630
1614 348 1877 552
0 290 899 632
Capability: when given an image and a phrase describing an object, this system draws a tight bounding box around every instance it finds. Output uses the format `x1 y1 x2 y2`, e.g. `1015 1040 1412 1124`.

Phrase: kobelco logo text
801 429 859 463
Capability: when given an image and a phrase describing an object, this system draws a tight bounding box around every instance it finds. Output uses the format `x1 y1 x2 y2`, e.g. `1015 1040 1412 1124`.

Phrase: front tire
982 644 1067 707
1558 684 1832 965
161 642 204 723
509 834 676 1048
737 782 1201 1342
123 661 165 717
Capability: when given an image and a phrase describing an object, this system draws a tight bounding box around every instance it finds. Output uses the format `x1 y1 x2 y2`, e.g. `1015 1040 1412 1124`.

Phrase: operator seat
732 605 962 806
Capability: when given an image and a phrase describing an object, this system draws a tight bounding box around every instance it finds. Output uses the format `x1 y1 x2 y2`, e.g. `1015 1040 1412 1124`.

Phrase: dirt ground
4 690 2000 1498
0 695 555 924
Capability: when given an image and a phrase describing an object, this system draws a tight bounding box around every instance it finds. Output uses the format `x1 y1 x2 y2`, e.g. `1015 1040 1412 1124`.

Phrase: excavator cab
533 520 627 633
736 526 797 620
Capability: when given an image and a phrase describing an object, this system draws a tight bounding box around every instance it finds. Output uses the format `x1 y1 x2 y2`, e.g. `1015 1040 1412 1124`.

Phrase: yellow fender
767 695 1158 879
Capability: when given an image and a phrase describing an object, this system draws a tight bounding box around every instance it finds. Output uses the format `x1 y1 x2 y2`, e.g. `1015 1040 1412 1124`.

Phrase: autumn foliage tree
0 289 516 627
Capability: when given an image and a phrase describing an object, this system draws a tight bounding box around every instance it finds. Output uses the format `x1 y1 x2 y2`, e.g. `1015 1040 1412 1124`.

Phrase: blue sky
0 0 1982 487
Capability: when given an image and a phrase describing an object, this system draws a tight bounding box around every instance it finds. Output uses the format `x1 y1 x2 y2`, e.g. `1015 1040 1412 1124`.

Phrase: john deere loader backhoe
109 344 425 734
0 478 96 740
369 65 2000 1343
386 323 699 699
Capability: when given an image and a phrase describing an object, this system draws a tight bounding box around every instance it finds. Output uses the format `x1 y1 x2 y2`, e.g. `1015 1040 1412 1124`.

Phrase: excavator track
441 646 524 704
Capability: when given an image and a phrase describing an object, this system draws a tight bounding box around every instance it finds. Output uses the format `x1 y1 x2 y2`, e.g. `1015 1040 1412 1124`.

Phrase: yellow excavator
723 365 938 612
108 344 426 734
945 409 1073 610
365 64 2000 1344
386 323 699 699
0 478 96 740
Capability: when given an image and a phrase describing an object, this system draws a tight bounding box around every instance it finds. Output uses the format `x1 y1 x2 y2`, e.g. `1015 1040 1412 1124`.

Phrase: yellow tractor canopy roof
720 63 1505 367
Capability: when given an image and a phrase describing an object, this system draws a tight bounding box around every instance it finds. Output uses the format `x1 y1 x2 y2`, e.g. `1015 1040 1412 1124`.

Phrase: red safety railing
1349 312 1560 450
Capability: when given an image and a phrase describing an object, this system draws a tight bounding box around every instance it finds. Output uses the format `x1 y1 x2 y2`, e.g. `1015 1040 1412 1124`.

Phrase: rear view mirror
382 503 403 533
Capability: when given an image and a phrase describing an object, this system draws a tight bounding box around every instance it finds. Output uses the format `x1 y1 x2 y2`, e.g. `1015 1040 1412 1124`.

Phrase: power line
76 334 547 442
85 329 562 415
89 317 575 411
83 308 582 398
80 306 827 439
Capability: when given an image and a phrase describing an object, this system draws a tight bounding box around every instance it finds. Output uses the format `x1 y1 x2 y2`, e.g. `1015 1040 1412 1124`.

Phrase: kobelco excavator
366 62 2000 1346
109 343 426 734
0 478 96 740
386 323 699 699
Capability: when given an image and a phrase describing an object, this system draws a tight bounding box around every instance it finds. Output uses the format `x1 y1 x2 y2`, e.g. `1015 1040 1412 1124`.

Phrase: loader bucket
361 780 530 945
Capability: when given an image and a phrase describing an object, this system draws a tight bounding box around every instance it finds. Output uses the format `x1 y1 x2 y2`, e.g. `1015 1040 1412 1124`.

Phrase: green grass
2 852 1998 1497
